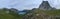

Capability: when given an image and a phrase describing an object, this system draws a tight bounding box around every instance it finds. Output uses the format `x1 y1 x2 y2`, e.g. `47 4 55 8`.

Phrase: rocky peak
39 1 55 10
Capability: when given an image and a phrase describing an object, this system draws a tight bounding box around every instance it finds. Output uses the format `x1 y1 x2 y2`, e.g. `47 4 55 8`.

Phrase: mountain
39 1 56 10
22 1 58 19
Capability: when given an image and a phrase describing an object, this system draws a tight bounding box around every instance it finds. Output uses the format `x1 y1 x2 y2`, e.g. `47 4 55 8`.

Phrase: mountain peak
39 1 55 10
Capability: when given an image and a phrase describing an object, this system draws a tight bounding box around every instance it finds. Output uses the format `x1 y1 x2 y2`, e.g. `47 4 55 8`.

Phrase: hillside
0 8 23 19
23 9 60 19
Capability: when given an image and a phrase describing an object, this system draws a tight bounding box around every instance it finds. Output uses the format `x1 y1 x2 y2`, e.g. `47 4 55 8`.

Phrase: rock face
39 1 55 10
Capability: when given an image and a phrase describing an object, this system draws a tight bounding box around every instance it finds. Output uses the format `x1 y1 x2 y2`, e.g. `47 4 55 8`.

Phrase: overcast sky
0 0 60 10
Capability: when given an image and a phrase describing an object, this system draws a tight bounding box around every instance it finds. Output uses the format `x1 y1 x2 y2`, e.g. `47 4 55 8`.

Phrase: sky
0 0 60 10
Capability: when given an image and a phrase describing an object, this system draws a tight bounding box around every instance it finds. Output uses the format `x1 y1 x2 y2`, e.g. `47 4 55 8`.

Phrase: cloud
0 0 60 10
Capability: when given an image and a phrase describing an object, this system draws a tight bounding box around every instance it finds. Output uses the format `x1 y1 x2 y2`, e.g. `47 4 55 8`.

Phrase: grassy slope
32 9 60 16
0 10 22 19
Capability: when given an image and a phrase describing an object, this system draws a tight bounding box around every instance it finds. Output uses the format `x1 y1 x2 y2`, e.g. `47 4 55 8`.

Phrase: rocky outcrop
39 1 56 10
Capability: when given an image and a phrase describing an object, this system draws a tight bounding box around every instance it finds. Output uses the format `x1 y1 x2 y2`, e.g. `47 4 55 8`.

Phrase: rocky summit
39 1 56 10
